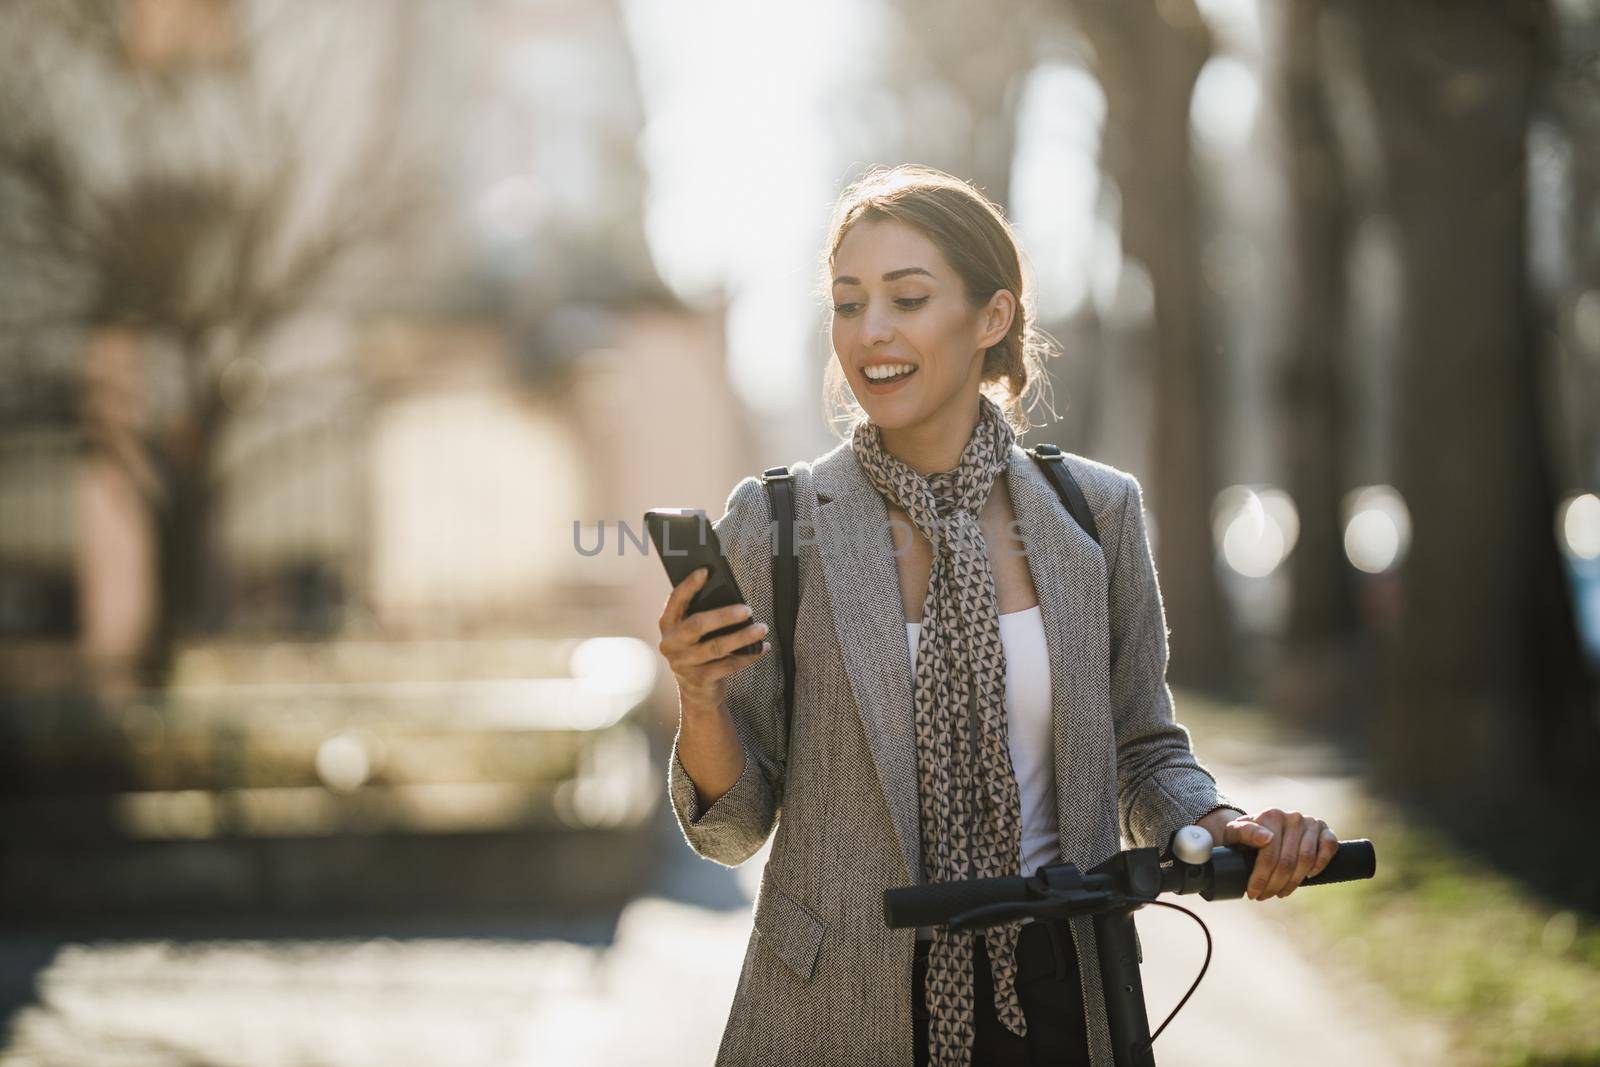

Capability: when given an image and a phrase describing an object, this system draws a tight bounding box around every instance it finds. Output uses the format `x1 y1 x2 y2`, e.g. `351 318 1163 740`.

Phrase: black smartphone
644 508 763 657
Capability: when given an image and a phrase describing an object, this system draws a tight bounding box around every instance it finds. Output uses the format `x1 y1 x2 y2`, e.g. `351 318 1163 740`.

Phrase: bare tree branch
0 1 442 684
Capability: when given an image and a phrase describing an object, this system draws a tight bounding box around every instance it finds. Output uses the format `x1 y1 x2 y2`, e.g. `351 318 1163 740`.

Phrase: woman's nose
860 309 894 346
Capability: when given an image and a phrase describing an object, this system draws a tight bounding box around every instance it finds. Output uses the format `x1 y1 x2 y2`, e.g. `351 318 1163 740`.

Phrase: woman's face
829 218 1010 432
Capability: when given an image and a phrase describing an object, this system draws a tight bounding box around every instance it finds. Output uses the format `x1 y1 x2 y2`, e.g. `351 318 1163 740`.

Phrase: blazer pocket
753 879 826 982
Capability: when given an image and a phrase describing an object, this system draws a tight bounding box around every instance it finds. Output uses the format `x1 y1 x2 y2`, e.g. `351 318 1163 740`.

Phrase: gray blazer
667 438 1237 1067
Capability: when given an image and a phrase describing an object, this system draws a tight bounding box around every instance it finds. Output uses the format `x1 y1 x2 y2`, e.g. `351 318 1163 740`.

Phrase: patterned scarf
851 392 1027 1066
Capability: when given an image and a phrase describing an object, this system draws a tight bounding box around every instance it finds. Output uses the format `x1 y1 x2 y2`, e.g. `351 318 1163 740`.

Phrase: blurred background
0 0 1597 1064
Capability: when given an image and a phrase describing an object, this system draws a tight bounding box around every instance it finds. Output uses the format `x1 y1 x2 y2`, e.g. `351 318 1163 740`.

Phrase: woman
658 164 1339 1067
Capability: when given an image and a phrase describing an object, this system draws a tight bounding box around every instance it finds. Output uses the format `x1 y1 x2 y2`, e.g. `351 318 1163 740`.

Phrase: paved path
0 706 1449 1065
1135 701 1450 1067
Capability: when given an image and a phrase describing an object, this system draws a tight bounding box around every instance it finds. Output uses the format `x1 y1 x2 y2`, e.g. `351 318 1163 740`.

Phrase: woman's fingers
656 569 771 707
675 619 765 667
1263 811 1307 896
659 597 751 661
687 602 756 644
1226 816 1273 849
706 620 769 661
1246 809 1286 899
1238 811 1338 899
702 639 770 679
1241 809 1292 902
1309 824 1339 879
1279 820 1322 898
658 567 709 633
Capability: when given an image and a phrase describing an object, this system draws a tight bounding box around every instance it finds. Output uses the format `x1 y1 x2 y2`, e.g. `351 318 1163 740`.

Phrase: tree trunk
1347 0 1598 808
138 370 224 689
1553 9 1600 490
1068 0 1234 692
1266 0 1362 735
886 0 1032 212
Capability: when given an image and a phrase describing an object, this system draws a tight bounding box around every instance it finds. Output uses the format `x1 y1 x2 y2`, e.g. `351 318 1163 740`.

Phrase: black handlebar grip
883 875 1031 929
1213 838 1376 899
1302 838 1376 885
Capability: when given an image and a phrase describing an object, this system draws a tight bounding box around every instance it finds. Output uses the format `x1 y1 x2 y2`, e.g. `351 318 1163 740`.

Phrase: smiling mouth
862 365 918 385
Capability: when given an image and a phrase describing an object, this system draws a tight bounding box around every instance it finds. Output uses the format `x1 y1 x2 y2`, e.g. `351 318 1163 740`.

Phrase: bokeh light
1213 484 1298 578
1343 485 1412 574
569 636 657 704
316 730 376 794
1559 492 1600 561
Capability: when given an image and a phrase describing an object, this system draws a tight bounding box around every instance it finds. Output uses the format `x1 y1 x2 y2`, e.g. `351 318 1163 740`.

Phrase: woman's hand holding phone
657 567 771 713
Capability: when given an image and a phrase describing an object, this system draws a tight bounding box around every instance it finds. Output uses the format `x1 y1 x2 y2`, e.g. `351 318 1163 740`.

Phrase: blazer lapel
811 443 923 885
1005 445 1115 868
808 441 1115 887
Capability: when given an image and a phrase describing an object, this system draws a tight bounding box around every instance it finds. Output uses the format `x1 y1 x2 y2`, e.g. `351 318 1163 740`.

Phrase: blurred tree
1547 8 1600 492
1340 0 1598 811
1263 0 1362 731
1059 0 1234 692
0 0 440 687
881 0 1054 209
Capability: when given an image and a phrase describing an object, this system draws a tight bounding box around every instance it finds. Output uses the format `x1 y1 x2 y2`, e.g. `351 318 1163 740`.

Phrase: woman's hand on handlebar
657 567 770 709
1199 806 1339 900
1203 809 1337 902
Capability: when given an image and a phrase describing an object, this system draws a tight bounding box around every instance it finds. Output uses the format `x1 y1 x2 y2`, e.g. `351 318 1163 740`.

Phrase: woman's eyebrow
832 267 935 287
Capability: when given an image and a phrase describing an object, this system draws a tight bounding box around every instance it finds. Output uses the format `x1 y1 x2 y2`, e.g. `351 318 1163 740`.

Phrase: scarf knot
926 471 963 518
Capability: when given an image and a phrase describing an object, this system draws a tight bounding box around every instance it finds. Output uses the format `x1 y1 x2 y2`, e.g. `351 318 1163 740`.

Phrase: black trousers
912 918 1092 1066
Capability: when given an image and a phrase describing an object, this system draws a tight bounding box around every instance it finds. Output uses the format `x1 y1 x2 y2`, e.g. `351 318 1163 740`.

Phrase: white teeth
863 363 916 381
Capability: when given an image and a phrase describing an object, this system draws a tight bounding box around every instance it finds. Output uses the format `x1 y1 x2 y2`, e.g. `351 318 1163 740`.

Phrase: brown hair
815 163 1061 440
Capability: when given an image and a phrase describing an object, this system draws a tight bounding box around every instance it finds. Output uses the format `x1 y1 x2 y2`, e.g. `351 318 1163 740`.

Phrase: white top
908 605 1059 940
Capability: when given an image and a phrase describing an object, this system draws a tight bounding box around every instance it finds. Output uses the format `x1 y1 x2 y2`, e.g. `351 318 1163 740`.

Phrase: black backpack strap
1026 443 1100 547
760 466 799 723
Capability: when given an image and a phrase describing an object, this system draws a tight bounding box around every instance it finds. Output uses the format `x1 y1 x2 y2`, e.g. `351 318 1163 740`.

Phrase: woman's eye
831 297 928 316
